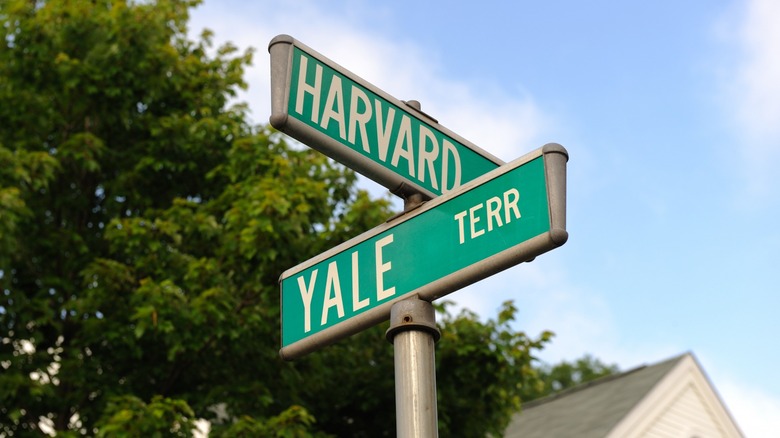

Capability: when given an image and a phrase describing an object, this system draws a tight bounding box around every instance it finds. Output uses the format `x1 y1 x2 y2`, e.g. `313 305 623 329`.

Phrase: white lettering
348 87 372 153
503 188 521 223
453 188 522 243
351 251 369 311
375 99 395 162
485 196 503 232
295 55 323 124
441 139 462 193
319 76 346 140
297 270 318 333
454 211 468 244
375 234 396 301
391 115 415 177
469 203 485 239
418 125 440 190
321 261 345 325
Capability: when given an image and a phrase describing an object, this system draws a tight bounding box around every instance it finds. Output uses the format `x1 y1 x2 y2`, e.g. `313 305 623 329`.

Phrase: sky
189 1 780 436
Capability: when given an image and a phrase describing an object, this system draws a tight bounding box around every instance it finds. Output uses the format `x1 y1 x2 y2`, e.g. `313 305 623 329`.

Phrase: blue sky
190 1 780 435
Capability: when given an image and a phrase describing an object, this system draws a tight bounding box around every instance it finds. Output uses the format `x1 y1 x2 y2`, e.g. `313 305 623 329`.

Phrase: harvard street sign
269 34 504 200
279 144 568 360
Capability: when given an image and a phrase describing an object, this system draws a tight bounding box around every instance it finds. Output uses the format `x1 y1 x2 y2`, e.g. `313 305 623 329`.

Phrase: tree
0 1 552 436
521 354 619 402
435 302 552 437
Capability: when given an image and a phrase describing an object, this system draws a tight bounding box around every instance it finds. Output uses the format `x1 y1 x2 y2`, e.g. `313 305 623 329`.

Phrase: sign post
278 143 567 360
270 35 568 436
386 297 440 438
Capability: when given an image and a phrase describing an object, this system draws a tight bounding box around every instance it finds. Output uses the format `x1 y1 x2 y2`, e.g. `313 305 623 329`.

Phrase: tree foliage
436 302 552 437
521 354 619 402
1 1 557 436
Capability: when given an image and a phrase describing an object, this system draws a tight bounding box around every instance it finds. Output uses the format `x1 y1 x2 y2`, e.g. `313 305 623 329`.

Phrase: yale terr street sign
279 143 568 360
269 34 504 200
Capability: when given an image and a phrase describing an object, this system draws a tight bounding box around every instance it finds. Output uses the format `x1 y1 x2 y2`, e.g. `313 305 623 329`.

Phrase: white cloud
188 0 550 160
450 253 692 375
717 378 780 438
734 0 780 140
720 0 780 202
451 258 621 365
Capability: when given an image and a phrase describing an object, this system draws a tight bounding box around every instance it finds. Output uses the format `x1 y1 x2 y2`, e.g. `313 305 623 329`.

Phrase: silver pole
385 101 440 437
386 296 440 438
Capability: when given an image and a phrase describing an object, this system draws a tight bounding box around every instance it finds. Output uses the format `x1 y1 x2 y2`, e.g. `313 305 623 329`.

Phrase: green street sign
279 144 568 360
269 35 504 200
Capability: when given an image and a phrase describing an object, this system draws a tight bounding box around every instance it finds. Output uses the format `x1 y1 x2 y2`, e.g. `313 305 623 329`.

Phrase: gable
633 383 733 437
505 353 744 438
607 354 743 438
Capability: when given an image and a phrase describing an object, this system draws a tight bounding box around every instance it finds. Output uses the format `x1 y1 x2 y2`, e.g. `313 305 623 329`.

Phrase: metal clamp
386 296 441 343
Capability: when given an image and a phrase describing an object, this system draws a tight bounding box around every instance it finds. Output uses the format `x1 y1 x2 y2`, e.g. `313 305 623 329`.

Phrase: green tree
521 354 619 402
435 302 552 437
0 1 552 436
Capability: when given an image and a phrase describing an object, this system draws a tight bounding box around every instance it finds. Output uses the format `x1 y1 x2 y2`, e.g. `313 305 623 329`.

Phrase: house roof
504 352 742 438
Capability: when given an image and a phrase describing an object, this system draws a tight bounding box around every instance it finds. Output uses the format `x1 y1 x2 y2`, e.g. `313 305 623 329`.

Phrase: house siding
640 383 729 438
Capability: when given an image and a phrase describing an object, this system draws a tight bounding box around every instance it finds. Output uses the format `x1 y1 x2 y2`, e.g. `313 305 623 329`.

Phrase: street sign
279 143 568 360
269 34 504 200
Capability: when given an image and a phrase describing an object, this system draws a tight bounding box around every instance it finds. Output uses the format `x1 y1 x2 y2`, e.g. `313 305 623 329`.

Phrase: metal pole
385 100 440 437
386 296 441 438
